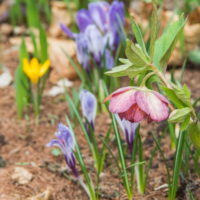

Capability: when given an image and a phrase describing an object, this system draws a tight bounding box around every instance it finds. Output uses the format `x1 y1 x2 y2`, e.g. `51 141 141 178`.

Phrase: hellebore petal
80 89 97 126
136 91 169 122
47 123 78 176
106 87 169 123
60 23 77 39
108 87 136 113
88 1 109 32
76 9 92 32
119 104 147 122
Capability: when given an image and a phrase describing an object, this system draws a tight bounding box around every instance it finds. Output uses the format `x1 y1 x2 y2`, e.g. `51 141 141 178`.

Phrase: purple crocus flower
60 0 124 71
116 115 139 153
47 123 78 177
80 89 97 129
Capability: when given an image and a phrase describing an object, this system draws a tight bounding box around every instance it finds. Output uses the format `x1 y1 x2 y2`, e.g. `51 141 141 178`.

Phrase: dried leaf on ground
26 189 51 200
11 167 33 185
0 69 12 88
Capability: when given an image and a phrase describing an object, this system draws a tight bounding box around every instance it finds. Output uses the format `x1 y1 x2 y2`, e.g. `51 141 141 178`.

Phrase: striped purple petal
80 89 97 127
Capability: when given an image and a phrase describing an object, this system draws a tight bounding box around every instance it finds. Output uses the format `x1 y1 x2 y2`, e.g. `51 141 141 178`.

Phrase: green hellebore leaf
105 64 147 78
188 50 200 64
188 122 200 149
162 87 185 108
168 107 192 123
153 15 185 69
149 5 159 58
131 19 147 54
173 84 192 108
125 41 150 67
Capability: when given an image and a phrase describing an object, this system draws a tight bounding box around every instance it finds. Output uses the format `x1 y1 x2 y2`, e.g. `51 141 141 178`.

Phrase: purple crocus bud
85 25 105 64
47 123 78 177
88 1 110 32
109 1 125 47
60 23 77 39
109 1 125 32
79 89 97 129
76 33 90 70
76 9 92 32
116 115 139 153
105 49 114 70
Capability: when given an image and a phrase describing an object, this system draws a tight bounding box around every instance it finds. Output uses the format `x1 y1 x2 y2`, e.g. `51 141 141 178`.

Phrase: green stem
169 131 186 200
112 114 132 200
136 134 145 194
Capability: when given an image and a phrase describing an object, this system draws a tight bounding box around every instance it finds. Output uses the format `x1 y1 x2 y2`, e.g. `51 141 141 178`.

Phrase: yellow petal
29 58 40 84
30 75 39 84
23 58 31 77
39 60 50 77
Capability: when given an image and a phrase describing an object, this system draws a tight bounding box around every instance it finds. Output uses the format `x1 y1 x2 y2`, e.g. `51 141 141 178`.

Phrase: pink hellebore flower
104 87 169 123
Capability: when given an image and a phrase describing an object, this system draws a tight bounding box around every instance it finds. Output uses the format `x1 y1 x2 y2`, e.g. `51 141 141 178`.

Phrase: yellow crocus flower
23 58 50 84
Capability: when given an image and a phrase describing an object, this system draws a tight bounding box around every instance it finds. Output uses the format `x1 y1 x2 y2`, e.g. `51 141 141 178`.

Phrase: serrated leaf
118 58 131 64
131 19 147 54
174 84 192 107
153 15 185 69
162 87 185 108
126 41 150 66
188 122 200 149
149 5 159 58
106 64 147 78
168 107 192 123
180 114 190 131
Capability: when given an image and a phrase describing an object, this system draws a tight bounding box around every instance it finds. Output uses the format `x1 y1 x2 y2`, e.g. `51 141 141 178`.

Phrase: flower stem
169 131 186 200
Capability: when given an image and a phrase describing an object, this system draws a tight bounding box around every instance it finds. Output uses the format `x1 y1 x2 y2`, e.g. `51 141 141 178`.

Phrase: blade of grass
169 130 186 200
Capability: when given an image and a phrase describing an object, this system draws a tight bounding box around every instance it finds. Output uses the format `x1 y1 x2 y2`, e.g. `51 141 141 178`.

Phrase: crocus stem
32 84 40 118
135 134 145 194
169 130 186 200
78 177 91 199
112 114 132 200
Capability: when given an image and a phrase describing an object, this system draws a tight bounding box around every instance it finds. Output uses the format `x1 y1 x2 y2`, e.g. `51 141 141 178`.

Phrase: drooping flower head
105 87 169 123
23 58 50 84
116 115 139 153
61 1 124 70
80 89 97 129
47 123 78 177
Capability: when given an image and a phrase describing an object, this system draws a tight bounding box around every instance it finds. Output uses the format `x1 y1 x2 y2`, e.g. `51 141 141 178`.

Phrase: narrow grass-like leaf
169 131 186 200
15 39 30 117
26 0 40 28
112 114 132 199
62 49 85 83
39 25 48 62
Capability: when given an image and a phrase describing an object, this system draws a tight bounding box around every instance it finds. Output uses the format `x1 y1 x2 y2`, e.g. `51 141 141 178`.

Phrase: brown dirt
0 36 200 200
